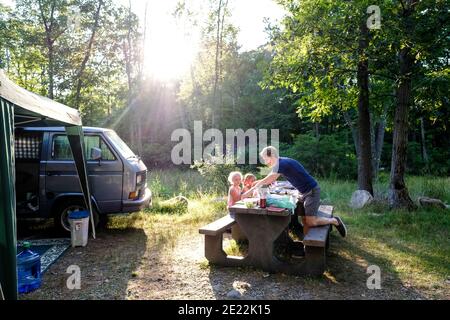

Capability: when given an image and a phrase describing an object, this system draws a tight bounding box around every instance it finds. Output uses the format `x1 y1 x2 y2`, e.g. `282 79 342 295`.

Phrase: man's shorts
295 186 321 217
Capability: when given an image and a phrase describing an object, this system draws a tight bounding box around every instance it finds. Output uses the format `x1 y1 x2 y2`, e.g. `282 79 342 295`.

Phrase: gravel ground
125 233 427 300
22 226 442 300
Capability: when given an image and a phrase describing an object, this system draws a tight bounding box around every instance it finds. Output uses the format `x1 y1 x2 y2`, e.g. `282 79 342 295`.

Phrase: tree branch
37 0 49 33
399 0 406 12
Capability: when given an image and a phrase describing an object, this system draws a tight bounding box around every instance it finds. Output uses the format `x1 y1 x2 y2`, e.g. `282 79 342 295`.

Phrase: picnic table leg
231 224 247 242
235 214 290 272
204 234 227 264
304 245 326 276
274 228 298 257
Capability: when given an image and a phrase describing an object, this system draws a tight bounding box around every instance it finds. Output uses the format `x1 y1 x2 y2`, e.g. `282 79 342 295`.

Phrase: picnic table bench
199 204 333 276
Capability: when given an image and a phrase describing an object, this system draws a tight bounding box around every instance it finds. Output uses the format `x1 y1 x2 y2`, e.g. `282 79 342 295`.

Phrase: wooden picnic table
199 196 333 276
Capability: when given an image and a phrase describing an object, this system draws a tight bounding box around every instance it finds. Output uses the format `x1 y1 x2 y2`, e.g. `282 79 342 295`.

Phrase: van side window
84 136 115 160
15 133 42 160
53 135 72 160
52 135 116 161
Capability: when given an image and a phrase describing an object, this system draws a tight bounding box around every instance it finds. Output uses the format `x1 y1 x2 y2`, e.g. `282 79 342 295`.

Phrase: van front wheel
54 199 99 234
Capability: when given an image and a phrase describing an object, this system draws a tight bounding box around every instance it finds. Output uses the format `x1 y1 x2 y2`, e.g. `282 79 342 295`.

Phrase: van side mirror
90 147 102 161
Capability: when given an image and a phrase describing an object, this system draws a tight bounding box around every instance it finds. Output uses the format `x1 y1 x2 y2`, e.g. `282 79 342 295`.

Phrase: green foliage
191 149 239 193
406 141 428 175
281 132 357 179
265 0 372 120
2 0 449 183
148 168 221 199
381 140 450 176
265 0 450 183
148 176 171 199
1 0 140 125
149 198 188 215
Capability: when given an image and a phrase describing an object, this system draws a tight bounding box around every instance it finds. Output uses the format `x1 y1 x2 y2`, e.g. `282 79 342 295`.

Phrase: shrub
406 141 428 175
148 197 189 215
280 132 357 179
191 147 240 192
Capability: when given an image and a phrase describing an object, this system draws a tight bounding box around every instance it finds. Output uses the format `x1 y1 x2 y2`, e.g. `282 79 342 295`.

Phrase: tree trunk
344 111 360 157
212 0 223 128
74 0 103 109
312 122 321 175
47 41 54 99
389 1 417 210
313 122 320 138
106 59 111 117
372 116 386 179
419 117 429 171
138 2 148 85
137 114 143 156
123 0 134 147
38 0 57 99
389 46 416 209
40 68 46 95
124 0 133 105
217 0 228 127
356 22 373 195
5 48 10 72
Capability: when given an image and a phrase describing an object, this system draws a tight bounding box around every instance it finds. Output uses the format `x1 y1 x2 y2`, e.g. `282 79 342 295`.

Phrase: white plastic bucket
68 211 89 247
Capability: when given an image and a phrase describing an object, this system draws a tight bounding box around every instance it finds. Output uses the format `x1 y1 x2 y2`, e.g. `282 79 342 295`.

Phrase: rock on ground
350 190 374 209
418 197 447 209
226 289 242 299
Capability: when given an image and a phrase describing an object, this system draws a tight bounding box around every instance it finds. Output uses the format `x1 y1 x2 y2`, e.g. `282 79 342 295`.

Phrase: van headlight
136 171 146 185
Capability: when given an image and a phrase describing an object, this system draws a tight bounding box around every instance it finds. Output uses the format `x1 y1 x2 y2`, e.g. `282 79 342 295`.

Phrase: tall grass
150 168 450 204
148 168 221 199
406 176 450 203
318 173 450 210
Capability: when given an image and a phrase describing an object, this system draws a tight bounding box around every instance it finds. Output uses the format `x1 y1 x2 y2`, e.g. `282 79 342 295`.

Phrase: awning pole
66 125 96 239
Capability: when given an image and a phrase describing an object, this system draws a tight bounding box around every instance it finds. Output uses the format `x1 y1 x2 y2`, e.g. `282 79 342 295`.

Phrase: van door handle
47 172 58 176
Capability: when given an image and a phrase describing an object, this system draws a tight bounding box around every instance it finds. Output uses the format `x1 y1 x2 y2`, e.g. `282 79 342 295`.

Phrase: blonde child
227 171 243 208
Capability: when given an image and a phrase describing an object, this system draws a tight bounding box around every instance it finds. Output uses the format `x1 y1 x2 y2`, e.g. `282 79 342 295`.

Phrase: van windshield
104 131 136 159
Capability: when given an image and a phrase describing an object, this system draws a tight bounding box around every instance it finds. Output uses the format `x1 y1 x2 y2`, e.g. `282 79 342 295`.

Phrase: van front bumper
122 187 152 213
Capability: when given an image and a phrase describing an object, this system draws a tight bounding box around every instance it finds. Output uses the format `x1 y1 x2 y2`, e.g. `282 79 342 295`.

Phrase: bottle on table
258 187 269 208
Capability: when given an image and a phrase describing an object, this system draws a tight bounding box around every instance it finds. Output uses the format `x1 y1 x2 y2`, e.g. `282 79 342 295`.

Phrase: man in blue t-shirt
242 146 347 238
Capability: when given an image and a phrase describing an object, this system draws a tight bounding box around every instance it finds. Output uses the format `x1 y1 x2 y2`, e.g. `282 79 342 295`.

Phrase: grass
107 187 227 251
106 168 450 299
224 239 248 257
148 168 223 198
318 173 450 296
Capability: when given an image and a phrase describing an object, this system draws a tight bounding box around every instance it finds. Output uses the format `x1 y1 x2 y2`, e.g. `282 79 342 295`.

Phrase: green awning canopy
0 69 82 127
0 70 95 300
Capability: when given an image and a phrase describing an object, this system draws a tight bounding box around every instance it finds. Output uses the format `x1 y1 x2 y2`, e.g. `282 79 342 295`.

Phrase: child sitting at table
241 173 259 199
227 171 243 208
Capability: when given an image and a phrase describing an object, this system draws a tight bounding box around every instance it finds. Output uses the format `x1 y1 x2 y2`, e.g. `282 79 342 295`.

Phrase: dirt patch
126 232 427 300
22 227 443 300
23 228 147 300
